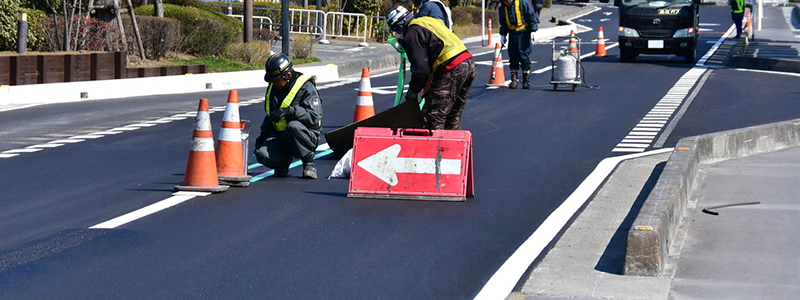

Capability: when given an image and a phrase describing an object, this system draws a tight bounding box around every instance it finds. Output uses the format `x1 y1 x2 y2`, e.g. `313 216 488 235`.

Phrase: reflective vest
408 17 468 73
731 0 744 13
426 0 454 31
264 74 312 131
503 0 526 31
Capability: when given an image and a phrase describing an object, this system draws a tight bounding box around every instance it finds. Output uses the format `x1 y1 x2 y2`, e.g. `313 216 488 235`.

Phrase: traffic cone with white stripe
595 27 607 57
353 68 375 122
216 90 252 187
175 98 229 193
485 43 506 87
569 30 578 53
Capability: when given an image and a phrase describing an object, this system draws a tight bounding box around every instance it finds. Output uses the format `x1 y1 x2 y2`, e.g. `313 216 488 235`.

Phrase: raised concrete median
624 118 800 276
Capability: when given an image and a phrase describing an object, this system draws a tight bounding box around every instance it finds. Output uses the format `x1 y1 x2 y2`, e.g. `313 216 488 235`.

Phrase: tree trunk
125 0 146 61
155 0 163 18
113 0 127 51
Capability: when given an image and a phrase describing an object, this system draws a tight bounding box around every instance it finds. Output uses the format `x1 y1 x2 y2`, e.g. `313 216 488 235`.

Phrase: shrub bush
452 5 498 26
131 0 217 11
221 40 271 66
123 15 181 60
291 34 315 59
253 27 279 42
135 3 241 56
37 15 125 52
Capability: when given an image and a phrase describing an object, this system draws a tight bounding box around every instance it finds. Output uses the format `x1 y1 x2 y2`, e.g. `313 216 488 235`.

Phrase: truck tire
684 47 697 63
620 48 637 63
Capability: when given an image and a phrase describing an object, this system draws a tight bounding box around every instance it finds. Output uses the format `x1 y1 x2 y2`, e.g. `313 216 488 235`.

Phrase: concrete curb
332 53 401 78
624 118 800 276
0 64 339 106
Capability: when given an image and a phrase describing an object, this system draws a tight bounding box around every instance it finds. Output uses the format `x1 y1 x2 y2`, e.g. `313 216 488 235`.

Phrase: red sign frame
348 128 474 201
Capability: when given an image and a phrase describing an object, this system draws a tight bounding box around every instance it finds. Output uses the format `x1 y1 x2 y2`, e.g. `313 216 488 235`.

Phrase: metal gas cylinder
556 54 577 81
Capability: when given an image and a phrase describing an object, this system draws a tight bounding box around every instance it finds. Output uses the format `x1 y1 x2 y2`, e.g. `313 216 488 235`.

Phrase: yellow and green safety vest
264 74 312 131
408 17 468 73
732 0 744 13
504 0 527 31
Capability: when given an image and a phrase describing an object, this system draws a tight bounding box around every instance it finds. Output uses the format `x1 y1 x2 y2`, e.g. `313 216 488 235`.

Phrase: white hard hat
386 6 413 33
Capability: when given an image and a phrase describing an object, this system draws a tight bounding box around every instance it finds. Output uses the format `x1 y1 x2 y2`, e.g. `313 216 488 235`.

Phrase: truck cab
602 0 700 63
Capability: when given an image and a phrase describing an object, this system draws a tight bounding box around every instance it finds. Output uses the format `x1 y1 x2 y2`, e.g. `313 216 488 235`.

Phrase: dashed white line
27 143 64 148
2 148 43 153
50 139 85 143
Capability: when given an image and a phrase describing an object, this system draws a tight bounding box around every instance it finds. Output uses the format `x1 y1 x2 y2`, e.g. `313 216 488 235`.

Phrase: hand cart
550 35 583 92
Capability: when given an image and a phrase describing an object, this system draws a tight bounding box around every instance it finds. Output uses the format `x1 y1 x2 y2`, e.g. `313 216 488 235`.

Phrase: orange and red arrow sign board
348 127 474 201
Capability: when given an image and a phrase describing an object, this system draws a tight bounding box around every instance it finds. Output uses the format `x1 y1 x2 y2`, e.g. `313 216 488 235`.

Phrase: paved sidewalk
729 5 800 72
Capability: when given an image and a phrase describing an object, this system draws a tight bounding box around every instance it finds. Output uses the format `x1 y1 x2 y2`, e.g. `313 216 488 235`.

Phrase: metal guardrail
229 14 274 31
213 4 380 47
323 12 369 46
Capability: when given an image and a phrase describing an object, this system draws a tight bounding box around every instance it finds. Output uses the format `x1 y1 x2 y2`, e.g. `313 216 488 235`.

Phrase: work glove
500 35 507 46
270 107 292 123
405 91 419 103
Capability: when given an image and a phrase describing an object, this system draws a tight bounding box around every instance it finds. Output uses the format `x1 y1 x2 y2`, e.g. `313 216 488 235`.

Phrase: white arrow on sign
357 144 462 186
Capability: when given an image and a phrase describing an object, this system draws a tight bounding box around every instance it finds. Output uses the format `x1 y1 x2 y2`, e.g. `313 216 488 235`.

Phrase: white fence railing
229 15 274 31
214 4 380 46
324 12 369 46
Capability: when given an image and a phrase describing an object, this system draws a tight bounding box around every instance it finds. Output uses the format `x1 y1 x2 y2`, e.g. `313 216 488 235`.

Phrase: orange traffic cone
569 30 578 53
595 27 607 57
216 90 252 187
745 11 752 32
485 43 506 87
175 98 229 193
486 19 493 48
353 68 375 122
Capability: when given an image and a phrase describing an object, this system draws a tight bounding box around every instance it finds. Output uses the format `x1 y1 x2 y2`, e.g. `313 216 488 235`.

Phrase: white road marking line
91 131 123 135
128 123 158 127
2 148 43 153
0 154 20 158
616 143 650 148
89 191 211 229
110 127 140 131
27 143 64 148
70 135 104 139
473 148 674 300
50 139 84 143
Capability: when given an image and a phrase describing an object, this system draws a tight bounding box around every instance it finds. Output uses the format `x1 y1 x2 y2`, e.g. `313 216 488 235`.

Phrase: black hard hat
264 53 293 82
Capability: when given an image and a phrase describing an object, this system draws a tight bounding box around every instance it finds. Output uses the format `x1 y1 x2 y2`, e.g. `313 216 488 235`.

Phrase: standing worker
499 0 538 89
531 0 543 24
386 6 477 130
255 53 323 179
412 0 454 31
729 0 744 38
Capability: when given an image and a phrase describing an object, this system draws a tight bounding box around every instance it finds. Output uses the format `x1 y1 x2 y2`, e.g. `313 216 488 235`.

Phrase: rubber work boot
522 73 531 89
509 72 518 89
302 154 317 179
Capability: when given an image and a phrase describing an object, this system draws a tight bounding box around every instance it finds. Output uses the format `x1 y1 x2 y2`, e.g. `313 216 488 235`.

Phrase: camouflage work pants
421 57 477 130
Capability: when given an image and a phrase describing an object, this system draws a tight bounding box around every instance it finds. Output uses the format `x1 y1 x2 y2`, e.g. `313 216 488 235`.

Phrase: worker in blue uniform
498 0 538 89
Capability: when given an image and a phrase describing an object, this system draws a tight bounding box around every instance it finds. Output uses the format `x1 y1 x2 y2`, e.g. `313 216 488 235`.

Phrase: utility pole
244 0 253 43
281 0 289 55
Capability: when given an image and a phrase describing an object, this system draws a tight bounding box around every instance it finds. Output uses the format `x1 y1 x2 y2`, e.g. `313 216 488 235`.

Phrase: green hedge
0 0 44 51
135 3 241 56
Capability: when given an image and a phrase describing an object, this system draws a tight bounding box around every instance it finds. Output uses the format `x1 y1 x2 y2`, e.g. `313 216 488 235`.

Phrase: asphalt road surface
1 4 799 299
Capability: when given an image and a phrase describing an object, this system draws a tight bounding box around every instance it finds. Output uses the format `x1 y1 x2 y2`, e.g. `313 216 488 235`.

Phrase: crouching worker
255 53 323 179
